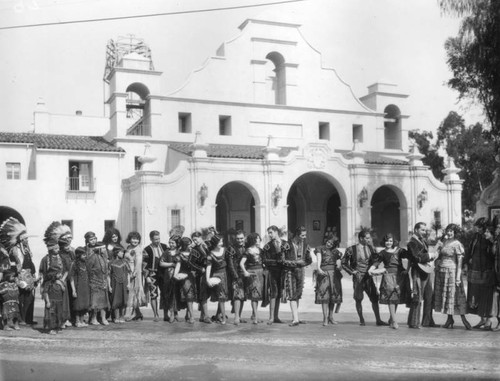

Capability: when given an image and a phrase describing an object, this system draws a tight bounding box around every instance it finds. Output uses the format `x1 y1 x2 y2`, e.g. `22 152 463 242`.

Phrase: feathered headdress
58 224 73 245
0 217 27 251
169 225 185 237
44 221 67 249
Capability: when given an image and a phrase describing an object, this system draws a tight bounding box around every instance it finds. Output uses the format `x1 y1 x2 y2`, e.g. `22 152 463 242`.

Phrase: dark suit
406 234 434 327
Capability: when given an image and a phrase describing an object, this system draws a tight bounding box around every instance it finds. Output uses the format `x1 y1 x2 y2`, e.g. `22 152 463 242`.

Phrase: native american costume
0 217 37 324
39 222 70 331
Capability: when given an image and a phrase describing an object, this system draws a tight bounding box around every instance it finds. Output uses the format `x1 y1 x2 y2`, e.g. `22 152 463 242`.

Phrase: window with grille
68 161 94 191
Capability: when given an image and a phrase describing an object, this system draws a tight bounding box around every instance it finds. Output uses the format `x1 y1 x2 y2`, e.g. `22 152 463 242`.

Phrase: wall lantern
199 183 208 206
358 187 368 208
272 185 282 208
418 188 428 209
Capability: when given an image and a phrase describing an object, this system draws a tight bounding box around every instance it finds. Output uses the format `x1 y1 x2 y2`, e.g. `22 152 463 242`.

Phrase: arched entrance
215 182 257 238
0 206 25 226
287 173 342 247
371 186 401 242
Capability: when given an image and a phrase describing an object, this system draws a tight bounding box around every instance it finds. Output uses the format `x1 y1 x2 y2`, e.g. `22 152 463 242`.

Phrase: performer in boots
342 229 388 326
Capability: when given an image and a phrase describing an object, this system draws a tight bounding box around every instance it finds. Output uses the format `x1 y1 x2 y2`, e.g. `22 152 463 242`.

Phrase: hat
75 246 86 259
84 231 96 243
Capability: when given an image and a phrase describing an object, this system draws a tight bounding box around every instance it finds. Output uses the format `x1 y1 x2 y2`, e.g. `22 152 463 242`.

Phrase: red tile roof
364 153 408 165
169 142 293 159
0 132 124 152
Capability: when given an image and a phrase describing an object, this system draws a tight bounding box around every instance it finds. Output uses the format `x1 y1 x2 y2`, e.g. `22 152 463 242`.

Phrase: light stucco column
442 158 463 225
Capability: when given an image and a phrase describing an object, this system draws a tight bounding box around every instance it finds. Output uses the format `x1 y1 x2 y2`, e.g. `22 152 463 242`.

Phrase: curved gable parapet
167 18 376 114
295 28 373 113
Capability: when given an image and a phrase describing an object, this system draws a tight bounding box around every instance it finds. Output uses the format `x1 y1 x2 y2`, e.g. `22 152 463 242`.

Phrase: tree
411 111 496 211
408 129 444 181
439 0 500 152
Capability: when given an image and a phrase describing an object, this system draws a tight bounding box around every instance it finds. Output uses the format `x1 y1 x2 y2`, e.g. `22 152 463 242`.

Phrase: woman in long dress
206 235 230 325
241 233 265 324
159 235 182 322
124 232 146 321
368 234 408 329
465 217 495 329
315 237 343 326
173 237 197 323
434 224 471 329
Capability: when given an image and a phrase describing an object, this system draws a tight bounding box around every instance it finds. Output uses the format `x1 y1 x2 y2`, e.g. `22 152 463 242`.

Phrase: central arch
371 185 407 243
287 172 345 247
215 181 259 240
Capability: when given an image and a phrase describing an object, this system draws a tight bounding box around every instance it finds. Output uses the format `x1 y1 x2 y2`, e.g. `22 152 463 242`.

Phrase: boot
443 315 454 329
461 315 472 330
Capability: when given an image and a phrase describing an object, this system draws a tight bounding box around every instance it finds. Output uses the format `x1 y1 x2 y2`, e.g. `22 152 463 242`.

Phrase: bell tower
103 35 163 141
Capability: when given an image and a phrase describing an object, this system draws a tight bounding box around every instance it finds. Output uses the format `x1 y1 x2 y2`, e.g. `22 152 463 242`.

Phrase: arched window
384 104 402 149
265 52 286 105
126 82 151 136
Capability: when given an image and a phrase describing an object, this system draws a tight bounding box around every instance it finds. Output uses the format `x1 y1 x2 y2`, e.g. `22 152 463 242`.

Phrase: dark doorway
371 186 401 243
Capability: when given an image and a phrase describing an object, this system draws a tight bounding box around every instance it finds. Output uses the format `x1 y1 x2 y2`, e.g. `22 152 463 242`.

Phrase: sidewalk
1 269 498 381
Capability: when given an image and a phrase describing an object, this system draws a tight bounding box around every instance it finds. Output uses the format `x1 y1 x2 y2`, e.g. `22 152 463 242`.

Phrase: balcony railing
67 177 96 192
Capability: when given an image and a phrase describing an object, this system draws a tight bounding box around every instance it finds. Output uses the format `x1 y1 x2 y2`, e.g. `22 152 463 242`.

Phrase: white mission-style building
0 18 462 261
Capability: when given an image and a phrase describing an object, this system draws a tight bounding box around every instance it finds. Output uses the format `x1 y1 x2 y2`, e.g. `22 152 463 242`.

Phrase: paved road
1 276 499 381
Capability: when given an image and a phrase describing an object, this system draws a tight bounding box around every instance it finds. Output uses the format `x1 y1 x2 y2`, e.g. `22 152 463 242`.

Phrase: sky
0 0 484 135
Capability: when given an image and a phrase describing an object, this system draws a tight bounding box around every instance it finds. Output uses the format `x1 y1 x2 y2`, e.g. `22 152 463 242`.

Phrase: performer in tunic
102 227 123 322
109 246 131 323
206 235 230 325
124 231 146 321
241 233 265 324
282 226 312 326
70 246 90 327
57 225 74 327
159 235 182 322
343 229 388 326
188 231 211 323
227 230 247 325
368 234 409 329
465 217 495 329
433 224 471 329
315 237 343 326
262 225 287 325
0 270 21 331
406 222 439 329
39 222 70 334
173 237 197 323
0 217 38 326
143 230 168 322
85 232 110 325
